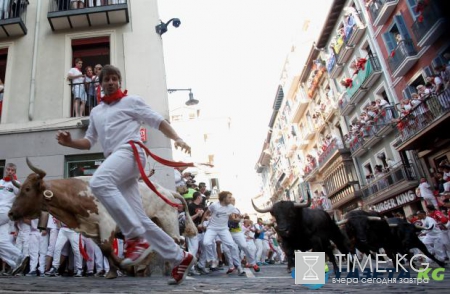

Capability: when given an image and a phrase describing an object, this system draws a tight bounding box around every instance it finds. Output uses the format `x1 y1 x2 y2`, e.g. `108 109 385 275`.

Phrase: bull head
8 159 48 221
251 191 311 213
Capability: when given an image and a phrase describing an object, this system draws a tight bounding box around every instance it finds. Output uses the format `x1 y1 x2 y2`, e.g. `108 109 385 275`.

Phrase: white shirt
419 182 435 198
0 179 20 213
67 67 84 84
421 216 441 237
207 202 238 230
85 95 164 157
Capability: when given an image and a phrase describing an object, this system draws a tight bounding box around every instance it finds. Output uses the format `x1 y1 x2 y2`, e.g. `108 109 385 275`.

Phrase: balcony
368 0 399 27
318 139 350 170
345 24 366 47
362 162 419 206
291 96 310 123
330 185 362 210
411 0 447 48
327 54 344 79
347 55 382 105
0 3 28 38
362 106 398 149
304 127 315 140
48 0 129 31
349 136 367 157
394 89 450 151
387 39 418 78
339 94 355 116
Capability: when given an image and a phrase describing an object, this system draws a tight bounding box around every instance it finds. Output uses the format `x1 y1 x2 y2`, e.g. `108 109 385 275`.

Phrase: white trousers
84 237 108 272
90 145 183 265
52 228 83 270
46 228 59 257
0 212 22 267
15 230 30 257
420 233 446 262
202 228 240 269
231 231 256 265
29 231 48 272
186 234 199 258
255 238 269 262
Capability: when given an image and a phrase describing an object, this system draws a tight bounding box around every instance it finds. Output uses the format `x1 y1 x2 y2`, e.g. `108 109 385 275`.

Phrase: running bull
337 210 445 267
252 194 350 274
8 158 196 278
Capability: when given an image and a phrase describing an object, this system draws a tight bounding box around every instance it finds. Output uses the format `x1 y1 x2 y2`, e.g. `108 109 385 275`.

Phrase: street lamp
167 88 199 106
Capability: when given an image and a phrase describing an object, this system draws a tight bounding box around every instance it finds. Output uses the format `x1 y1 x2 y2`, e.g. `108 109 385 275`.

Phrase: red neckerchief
101 89 128 104
3 175 17 182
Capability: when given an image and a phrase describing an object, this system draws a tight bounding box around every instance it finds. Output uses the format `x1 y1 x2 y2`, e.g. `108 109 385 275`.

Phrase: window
0 48 8 122
0 160 5 178
70 37 110 117
65 154 105 178
382 14 413 52
406 0 421 21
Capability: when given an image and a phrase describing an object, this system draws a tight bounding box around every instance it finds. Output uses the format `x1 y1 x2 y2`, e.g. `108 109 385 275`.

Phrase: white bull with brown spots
8 158 196 279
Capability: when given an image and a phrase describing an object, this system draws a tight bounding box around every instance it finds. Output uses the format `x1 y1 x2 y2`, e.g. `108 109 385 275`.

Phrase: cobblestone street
1 264 449 293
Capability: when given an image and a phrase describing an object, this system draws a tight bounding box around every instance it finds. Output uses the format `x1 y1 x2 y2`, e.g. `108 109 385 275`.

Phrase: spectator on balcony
84 66 96 111
57 0 71 11
70 0 84 9
67 58 87 117
11 0 28 18
87 0 103 7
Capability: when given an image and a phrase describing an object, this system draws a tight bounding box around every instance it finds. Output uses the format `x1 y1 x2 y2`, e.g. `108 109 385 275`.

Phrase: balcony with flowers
341 55 382 107
411 0 447 48
394 89 450 151
366 0 399 27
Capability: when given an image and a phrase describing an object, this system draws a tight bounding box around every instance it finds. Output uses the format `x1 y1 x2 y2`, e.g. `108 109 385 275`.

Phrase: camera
172 18 181 27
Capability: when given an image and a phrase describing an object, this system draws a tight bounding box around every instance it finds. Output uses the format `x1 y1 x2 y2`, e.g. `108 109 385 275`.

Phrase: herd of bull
252 195 446 274
6 159 447 279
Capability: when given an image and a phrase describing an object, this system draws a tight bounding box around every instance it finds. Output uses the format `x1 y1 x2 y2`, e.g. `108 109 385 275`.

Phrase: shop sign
373 190 417 213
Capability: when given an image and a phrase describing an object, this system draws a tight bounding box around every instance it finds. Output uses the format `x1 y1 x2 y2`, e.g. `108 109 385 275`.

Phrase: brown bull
8 158 195 279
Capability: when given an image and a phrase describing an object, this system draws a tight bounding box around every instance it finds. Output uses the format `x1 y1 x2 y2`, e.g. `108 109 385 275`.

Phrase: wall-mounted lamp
155 18 181 36
167 88 199 106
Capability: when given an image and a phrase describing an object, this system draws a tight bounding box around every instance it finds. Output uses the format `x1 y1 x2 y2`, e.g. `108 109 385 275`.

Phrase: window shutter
402 86 416 99
382 31 396 53
394 14 412 40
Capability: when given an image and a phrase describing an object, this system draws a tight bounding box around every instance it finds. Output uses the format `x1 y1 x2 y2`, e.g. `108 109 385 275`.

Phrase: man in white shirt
56 65 194 285
0 163 28 275
199 191 244 275
418 177 438 208
416 210 446 263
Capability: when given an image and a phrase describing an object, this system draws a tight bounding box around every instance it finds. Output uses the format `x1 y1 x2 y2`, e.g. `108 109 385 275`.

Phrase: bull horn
11 179 21 189
388 224 398 227
26 157 46 179
251 199 272 213
294 190 312 208
336 219 348 225
367 216 382 221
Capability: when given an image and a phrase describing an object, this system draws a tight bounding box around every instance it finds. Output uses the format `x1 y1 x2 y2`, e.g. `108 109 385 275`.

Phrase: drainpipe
28 0 41 121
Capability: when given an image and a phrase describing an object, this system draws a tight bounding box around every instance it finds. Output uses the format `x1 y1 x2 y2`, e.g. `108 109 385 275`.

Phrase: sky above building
158 0 332 212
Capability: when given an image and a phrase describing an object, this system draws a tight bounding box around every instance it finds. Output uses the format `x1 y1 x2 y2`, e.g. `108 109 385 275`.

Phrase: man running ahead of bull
56 64 194 285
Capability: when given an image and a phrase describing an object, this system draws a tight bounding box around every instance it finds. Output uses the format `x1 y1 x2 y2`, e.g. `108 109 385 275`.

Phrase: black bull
339 210 445 267
252 199 350 273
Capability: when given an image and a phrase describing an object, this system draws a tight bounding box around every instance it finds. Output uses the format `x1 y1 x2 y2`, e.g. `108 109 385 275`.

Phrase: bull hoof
105 270 118 279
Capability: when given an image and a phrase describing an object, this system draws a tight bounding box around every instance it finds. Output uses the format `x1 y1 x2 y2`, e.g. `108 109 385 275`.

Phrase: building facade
255 0 449 219
0 1 177 188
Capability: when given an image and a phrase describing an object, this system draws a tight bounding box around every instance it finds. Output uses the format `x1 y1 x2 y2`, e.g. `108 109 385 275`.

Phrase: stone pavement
0 264 449 293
